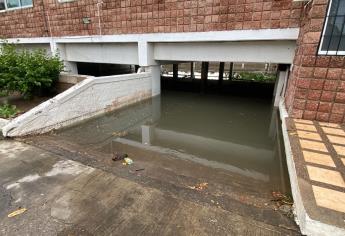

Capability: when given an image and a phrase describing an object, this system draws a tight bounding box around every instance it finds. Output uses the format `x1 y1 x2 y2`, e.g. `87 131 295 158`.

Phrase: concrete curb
0 118 9 138
279 101 345 236
0 118 9 129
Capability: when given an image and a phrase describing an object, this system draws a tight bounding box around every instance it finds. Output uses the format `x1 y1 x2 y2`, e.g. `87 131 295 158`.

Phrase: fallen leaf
8 208 27 218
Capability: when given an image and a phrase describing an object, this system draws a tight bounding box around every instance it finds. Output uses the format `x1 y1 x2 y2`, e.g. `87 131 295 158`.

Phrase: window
0 0 6 10
0 0 32 11
319 0 345 55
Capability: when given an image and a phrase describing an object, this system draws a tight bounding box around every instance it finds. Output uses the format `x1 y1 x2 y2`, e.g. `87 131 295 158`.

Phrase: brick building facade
1 0 303 37
1 0 345 123
285 0 345 123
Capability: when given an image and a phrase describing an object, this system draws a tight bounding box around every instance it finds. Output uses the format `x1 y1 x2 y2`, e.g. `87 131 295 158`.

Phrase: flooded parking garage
0 60 300 234
55 90 290 195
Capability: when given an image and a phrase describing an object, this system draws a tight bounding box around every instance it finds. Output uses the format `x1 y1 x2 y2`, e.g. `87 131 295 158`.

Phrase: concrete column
64 61 78 74
218 62 225 85
55 43 78 74
173 64 178 80
141 125 153 145
273 64 289 107
152 95 161 122
150 65 161 97
190 62 195 79
229 62 234 80
138 41 157 66
201 62 209 93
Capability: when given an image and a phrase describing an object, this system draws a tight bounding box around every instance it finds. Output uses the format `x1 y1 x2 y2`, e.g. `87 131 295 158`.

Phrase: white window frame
0 0 33 13
318 0 345 56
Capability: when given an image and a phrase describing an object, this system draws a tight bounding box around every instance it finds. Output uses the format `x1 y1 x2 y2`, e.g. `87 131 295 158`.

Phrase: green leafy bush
233 72 276 83
0 103 19 118
0 41 64 99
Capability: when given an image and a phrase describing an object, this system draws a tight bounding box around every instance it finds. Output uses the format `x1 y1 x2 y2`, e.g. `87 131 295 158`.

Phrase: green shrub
234 72 276 83
0 41 64 99
0 103 19 118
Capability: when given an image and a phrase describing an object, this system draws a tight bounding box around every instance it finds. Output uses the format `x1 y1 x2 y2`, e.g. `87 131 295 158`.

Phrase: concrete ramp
2 72 152 137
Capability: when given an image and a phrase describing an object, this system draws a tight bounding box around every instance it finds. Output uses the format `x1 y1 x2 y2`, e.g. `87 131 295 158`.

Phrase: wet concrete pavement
0 139 300 235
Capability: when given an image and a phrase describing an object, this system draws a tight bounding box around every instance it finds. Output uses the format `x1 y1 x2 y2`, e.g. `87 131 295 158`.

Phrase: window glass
20 0 32 6
6 0 20 8
0 0 6 10
319 0 345 54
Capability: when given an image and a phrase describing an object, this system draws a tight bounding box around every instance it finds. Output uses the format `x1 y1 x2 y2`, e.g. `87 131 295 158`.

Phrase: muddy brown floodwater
58 90 291 194
26 90 298 233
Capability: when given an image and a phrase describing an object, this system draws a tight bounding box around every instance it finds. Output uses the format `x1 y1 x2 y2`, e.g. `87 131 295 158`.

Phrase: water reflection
57 91 289 192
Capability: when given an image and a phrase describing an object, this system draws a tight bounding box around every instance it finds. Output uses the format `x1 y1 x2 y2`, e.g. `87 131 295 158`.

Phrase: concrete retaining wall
2 72 152 137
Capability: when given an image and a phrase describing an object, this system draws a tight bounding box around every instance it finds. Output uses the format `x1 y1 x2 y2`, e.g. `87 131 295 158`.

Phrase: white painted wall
2 72 152 137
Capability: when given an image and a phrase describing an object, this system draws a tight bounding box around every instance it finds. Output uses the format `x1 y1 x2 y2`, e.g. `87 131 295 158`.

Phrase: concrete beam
63 43 139 65
153 41 296 64
6 28 299 44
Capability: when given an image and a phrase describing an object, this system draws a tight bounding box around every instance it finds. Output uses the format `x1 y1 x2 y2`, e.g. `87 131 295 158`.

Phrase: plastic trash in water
123 158 133 165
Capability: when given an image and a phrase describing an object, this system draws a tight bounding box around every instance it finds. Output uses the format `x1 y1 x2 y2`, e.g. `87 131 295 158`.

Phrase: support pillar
149 65 161 97
190 62 194 79
55 42 78 74
64 61 78 74
201 62 209 93
229 62 233 80
218 62 224 86
173 64 178 80
273 64 289 107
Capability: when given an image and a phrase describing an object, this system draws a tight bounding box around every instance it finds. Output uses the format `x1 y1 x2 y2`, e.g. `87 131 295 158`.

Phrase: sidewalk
284 118 345 236
0 140 299 235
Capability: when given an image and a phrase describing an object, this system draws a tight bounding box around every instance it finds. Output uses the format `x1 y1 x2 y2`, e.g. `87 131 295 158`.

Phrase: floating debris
271 191 293 205
271 191 294 217
135 168 145 172
112 131 128 137
123 158 133 165
112 152 128 161
8 208 27 218
189 182 208 191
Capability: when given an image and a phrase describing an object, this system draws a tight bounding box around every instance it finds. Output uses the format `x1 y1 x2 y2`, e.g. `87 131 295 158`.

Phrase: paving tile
295 123 317 132
318 122 341 129
294 119 314 125
326 135 345 145
300 140 328 153
321 127 345 137
302 151 335 167
333 145 345 157
312 185 345 213
297 130 322 141
307 165 345 188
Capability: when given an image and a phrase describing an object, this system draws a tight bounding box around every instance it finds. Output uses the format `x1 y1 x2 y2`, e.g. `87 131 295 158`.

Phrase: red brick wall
285 0 345 123
0 0 303 38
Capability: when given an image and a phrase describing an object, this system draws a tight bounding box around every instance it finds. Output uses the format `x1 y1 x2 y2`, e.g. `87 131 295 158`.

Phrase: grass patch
0 103 19 119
